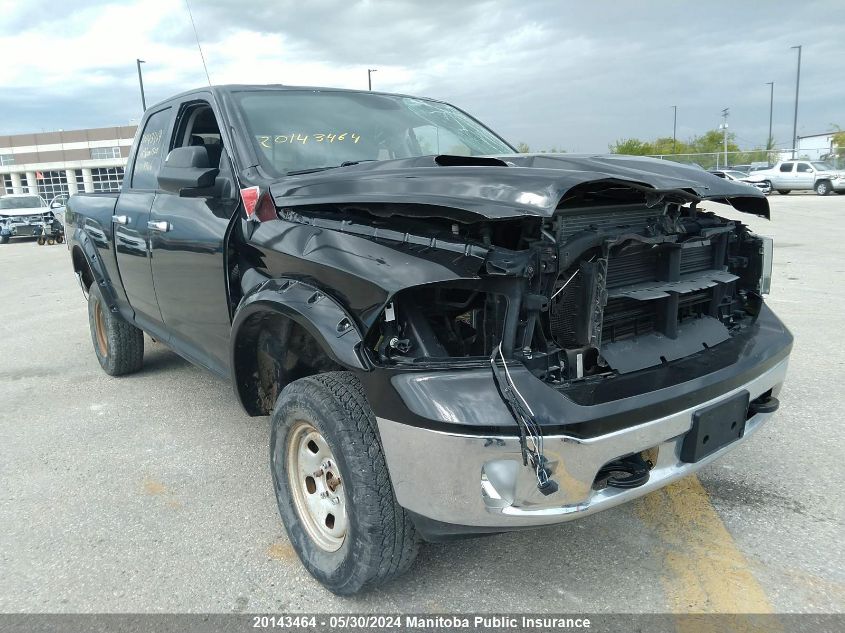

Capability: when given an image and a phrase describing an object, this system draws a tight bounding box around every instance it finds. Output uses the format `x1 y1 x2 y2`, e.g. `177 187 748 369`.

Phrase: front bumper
377 356 789 532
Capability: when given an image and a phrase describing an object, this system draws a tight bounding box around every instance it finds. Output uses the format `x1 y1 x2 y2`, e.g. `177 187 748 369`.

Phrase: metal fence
647 150 844 171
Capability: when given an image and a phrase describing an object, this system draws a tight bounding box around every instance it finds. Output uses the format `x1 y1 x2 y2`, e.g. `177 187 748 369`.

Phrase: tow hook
596 453 652 489
749 394 779 415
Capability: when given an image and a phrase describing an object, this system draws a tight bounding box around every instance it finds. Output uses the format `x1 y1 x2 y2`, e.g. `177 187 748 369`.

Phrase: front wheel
87 283 144 376
270 372 419 595
0 235 9 244
815 181 832 196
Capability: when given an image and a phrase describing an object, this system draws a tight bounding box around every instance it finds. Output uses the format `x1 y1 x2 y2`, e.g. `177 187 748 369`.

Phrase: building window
36 170 69 201
90 146 122 160
0 154 14 166
91 167 125 192
3 174 14 194
76 171 86 192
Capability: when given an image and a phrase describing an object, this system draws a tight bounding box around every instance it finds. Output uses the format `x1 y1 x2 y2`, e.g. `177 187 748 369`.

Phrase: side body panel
113 191 161 322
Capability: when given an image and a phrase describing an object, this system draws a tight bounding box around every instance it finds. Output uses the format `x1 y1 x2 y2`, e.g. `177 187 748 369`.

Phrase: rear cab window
779 163 794 172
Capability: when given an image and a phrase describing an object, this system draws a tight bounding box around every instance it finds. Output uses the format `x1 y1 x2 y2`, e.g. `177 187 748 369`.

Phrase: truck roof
145 84 439 112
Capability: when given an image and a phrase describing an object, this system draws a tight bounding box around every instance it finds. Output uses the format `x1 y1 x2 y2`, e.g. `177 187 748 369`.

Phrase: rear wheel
87 283 144 376
270 372 419 595
0 235 9 244
37 236 46 245
777 190 791 195
815 180 832 196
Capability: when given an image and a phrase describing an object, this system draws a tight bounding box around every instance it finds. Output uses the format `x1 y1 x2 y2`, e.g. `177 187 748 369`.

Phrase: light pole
791 45 802 158
671 105 677 154
367 68 377 91
720 108 730 168
766 82 774 150
136 59 147 112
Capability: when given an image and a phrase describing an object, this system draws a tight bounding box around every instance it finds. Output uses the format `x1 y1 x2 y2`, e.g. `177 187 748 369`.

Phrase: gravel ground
0 193 843 615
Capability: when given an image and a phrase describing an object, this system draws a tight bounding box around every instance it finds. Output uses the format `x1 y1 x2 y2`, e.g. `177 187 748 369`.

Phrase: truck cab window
131 107 172 189
779 162 794 172
796 163 812 172
173 103 224 170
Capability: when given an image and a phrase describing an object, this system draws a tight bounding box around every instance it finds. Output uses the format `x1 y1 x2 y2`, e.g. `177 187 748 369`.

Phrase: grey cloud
2 0 843 152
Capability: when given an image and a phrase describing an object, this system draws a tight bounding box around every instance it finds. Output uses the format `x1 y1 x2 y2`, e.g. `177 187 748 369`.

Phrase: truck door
795 162 815 188
775 162 794 189
114 106 174 328
148 99 239 375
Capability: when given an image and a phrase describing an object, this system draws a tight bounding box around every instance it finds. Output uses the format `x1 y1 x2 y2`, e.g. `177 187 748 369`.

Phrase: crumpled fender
231 270 367 371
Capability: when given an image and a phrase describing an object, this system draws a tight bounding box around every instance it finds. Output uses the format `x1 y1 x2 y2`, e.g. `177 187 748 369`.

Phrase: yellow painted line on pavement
636 475 777 633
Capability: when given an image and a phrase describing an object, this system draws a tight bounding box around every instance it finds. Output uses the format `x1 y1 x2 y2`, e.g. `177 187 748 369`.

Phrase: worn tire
270 371 419 595
815 180 832 196
87 283 144 376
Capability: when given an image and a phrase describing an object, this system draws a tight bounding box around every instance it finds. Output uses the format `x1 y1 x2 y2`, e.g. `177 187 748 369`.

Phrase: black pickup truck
66 85 792 595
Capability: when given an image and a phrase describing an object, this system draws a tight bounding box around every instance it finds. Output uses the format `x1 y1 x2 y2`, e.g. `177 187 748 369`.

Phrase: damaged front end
251 158 790 532
356 181 776 496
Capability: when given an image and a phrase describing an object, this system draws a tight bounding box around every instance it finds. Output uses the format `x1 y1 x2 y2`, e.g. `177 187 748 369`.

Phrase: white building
778 131 840 162
0 125 137 201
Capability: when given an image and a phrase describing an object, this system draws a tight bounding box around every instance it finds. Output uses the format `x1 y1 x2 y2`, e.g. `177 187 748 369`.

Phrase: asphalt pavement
0 193 843 615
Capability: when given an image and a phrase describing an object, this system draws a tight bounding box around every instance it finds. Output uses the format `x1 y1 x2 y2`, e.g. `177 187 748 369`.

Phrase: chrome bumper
377 357 788 528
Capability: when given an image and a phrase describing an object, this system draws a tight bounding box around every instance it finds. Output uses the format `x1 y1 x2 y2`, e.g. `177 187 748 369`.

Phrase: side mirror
50 200 63 209
157 146 219 195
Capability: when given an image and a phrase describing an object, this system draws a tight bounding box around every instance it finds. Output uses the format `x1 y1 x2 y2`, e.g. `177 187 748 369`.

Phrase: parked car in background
709 169 771 195
746 160 845 195
0 193 65 244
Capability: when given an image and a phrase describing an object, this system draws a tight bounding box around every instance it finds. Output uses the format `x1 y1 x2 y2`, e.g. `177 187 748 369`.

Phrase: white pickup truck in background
746 160 845 196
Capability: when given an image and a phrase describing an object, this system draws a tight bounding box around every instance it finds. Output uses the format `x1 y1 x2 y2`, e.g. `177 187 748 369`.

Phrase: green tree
831 125 845 159
609 138 654 155
516 142 530 153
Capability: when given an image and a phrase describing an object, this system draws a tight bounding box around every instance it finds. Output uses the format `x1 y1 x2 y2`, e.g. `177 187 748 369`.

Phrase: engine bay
367 193 770 386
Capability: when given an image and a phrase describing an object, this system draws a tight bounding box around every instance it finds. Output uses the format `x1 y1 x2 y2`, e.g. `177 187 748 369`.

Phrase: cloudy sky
1 0 842 152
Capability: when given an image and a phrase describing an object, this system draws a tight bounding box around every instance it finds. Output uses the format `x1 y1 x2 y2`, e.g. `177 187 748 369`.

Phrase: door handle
147 220 171 232
112 215 128 225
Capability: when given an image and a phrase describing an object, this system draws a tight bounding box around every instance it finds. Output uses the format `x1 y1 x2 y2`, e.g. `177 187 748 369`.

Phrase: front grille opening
680 244 714 274
606 249 658 288
602 298 657 342
678 290 712 322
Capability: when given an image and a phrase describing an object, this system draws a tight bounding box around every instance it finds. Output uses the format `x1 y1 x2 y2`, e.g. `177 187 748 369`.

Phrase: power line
184 0 211 85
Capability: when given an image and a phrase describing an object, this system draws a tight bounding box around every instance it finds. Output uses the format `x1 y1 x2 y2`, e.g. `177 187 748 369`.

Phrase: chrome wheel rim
286 421 348 552
93 298 108 357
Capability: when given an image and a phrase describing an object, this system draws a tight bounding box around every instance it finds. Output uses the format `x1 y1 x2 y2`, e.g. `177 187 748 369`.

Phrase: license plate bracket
681 391 750 463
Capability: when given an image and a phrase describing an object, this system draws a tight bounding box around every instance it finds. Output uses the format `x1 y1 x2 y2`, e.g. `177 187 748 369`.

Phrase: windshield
0 196 45 210
232 90 514 176
812 162 834 171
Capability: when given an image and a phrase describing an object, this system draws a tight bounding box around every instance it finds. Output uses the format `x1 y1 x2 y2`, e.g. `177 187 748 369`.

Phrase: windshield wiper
286 160 378 176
